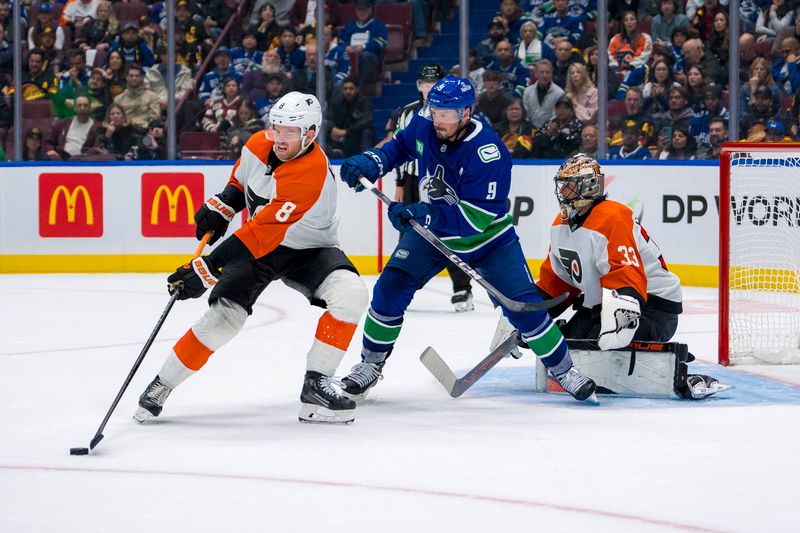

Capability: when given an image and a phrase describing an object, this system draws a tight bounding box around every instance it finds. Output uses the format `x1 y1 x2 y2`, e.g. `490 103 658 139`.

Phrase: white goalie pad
535 340 690 399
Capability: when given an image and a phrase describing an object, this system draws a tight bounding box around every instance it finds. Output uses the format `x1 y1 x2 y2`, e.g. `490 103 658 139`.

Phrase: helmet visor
265 125 303 142
427 106 462 124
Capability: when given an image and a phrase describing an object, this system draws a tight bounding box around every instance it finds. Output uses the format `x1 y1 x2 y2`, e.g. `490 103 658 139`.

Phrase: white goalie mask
554 153 606 221
268 91 322 157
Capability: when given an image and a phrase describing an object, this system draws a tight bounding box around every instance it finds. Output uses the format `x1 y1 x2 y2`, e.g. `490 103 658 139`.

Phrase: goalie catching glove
168 256 220 300
598 287 642 350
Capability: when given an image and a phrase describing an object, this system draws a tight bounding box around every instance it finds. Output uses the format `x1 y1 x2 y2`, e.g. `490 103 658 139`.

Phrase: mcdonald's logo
141 173 204 237
39 173 103 237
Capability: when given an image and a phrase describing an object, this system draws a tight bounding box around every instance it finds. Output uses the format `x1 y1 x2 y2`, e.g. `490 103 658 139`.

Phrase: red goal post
719 143 800 366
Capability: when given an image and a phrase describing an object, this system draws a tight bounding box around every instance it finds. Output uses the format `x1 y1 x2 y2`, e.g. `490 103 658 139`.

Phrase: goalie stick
358 176 568 313
79 231 213 454
420 333 521 398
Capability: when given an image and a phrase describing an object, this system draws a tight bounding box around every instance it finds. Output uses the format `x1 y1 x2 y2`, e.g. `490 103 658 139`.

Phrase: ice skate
451 289 474 312
684 374 734 400
554 366 598 404
340 361 384 401
133 376 172 423
299 371 356 424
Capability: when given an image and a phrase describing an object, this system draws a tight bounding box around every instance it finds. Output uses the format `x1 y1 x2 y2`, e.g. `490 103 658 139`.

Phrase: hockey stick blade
420 333 521 398
357 176 568 313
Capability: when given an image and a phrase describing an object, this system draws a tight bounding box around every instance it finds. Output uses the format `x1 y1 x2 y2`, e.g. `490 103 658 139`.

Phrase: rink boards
0 160 720 285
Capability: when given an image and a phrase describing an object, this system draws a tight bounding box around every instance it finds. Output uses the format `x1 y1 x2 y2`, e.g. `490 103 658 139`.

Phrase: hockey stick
82 231 213 453
357 176 567 313
420 333 521 397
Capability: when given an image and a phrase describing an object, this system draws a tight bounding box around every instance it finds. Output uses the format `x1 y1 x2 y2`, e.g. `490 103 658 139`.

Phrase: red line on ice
0 464 725 532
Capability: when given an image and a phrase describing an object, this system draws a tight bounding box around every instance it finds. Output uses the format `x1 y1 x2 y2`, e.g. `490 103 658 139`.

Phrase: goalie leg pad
537 342 688 398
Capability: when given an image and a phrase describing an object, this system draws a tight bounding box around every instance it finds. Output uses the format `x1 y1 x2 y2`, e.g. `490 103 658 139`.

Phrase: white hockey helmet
554 153 605 221
268 91 322 153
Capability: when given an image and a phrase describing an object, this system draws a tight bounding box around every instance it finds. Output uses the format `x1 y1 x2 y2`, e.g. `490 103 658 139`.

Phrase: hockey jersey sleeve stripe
457 201 500 232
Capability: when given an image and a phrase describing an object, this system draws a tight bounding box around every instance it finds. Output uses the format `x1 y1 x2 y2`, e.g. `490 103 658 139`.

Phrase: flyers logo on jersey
141 173 204 237
558 248 583 284
39 173 103 237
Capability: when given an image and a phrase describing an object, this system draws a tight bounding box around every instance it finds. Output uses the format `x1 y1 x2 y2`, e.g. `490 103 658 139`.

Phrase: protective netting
727 151 800 364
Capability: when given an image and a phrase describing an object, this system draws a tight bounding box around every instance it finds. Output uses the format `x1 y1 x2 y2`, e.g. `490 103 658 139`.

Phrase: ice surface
1 275 799 532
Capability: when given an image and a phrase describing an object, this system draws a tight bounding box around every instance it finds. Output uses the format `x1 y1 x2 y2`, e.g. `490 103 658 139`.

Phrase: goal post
719 142 800 365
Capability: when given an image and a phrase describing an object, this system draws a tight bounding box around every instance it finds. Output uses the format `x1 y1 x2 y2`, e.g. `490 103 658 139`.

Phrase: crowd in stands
0 0 795 162
465 0 800 161
0 0 442 160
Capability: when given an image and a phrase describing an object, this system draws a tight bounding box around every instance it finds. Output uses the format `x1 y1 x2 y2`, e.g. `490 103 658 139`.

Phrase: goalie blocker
535 340 731 400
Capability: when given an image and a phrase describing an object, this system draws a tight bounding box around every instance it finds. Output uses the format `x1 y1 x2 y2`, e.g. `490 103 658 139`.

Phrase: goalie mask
554 154 606 221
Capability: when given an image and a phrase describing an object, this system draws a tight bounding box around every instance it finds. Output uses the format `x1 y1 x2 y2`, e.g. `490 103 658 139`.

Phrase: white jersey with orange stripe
226 130 340 259
538 200 682 312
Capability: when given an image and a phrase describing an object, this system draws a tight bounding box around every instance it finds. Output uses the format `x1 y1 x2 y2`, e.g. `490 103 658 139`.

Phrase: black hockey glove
167 256 220 300
195 195 236 245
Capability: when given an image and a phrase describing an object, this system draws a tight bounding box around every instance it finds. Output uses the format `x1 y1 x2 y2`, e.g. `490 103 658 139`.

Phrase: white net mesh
727 151 800 364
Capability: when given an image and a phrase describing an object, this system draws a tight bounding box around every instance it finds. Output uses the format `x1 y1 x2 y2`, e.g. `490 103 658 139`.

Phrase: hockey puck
70 447 89 456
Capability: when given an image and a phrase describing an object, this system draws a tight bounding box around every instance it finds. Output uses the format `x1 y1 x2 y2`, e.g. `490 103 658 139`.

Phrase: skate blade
133 407 155 424
584 392 600 406
453 303 475 313
298 404 355 425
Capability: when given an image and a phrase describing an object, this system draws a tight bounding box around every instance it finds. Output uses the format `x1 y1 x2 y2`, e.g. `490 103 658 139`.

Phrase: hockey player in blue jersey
338 75 597 403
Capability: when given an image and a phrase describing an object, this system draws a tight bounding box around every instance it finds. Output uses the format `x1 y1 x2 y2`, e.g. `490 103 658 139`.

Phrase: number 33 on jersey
538 200 682 309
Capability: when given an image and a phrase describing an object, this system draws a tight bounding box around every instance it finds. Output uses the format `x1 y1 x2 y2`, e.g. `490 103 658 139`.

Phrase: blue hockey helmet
425 75 476 120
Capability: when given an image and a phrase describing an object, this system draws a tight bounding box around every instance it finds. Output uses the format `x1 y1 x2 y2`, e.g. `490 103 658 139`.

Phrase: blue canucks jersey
381 114 516 255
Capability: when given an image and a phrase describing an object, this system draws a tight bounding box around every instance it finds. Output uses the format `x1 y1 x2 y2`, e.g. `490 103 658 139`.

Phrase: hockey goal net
719 143 800 365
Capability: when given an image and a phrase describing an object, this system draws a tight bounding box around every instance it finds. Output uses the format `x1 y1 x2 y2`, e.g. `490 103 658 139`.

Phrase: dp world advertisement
1 161 719 285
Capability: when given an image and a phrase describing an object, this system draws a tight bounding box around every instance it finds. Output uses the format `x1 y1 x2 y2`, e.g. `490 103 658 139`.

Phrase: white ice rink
2 274 799 532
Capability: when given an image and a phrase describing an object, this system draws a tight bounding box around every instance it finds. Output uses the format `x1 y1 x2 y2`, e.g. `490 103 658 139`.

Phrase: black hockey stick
79 232 213 454
357 177 567 313
420 332 521 397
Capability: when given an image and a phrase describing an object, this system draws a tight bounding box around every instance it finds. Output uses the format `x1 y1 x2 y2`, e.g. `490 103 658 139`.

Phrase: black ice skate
340 361 384 401
299 371 356 424
133 376 172 423
451 289 475 312
553 366 598 404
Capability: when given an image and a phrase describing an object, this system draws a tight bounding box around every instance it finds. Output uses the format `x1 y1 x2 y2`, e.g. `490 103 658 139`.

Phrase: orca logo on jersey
421 164 458 206
558 248 583 284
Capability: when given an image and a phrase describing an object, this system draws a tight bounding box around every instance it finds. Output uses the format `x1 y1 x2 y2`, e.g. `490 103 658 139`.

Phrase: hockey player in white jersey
133 93 368 424
539 154 682 348
530 154 727 399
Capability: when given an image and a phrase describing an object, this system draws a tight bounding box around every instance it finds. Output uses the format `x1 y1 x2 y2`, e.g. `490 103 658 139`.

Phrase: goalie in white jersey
537 154 683 350
528 154 730 399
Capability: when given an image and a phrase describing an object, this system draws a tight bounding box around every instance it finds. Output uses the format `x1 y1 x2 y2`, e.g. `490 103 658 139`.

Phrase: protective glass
427 106 461 124
266 125 303 142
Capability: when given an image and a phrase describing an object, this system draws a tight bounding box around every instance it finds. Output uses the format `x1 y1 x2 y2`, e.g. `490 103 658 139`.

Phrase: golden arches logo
48 185 94 225
151 184 195 225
